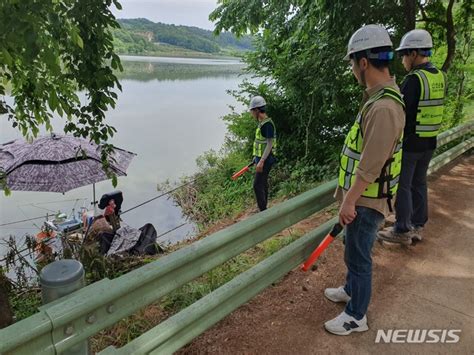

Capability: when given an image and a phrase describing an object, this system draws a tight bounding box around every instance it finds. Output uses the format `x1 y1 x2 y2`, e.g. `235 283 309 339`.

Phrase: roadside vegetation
1 213 310 351
0 0 472 352
171 0 472 229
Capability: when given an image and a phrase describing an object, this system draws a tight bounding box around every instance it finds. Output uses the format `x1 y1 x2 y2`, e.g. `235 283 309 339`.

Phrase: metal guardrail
0 121 472 355
436 120 473 147
100 217 339 355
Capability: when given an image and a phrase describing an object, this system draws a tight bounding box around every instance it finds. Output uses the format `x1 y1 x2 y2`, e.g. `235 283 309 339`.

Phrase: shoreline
118 52 245 62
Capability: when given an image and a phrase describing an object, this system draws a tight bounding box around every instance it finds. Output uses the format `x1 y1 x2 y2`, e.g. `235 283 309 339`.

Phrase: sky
110 0 219 30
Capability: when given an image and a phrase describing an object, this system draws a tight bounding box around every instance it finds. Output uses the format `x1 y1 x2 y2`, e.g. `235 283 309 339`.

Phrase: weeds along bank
1 201 315 352
3 41 472 355
1 111 471 353
2 59 474 350
1 1 472 351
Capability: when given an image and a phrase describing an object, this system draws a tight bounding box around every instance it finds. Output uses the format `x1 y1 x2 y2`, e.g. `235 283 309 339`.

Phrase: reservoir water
0 56 246 254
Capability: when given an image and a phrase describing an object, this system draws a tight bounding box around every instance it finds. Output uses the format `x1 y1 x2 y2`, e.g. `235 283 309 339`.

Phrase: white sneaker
324 286 351 303
324 311 369 335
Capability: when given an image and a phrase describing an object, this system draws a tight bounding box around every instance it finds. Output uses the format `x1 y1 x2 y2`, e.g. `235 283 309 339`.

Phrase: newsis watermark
375 329 461 344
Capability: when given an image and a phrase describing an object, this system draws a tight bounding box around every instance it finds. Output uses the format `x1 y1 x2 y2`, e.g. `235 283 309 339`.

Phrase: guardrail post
40 259 89 355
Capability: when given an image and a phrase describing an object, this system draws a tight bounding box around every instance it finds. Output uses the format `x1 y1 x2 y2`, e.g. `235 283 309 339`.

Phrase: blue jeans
343 206 384 320
394 150 434 233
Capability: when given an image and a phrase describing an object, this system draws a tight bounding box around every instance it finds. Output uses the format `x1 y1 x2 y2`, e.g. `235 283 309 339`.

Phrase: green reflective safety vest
410 68 446 137
253 118 277 157
338 87 405 203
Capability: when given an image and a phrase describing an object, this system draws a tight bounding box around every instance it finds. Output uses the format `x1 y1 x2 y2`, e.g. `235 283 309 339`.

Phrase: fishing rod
0 215 47 227
17 198 88 207
2 198 88 227
120 177 201 215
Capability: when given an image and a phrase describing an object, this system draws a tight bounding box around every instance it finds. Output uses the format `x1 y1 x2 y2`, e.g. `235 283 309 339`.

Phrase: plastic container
40 259 85 303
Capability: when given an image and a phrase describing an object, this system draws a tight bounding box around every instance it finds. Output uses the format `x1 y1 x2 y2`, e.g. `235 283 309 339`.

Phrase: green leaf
48 91 58 111
70 27 84 49
113 0 123 10
111 57 118 70
56 104 64 117
1 50 13 66
112 175 118 187
76 35 84 49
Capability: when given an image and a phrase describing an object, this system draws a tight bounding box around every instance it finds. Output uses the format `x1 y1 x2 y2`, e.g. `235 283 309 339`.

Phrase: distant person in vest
378 29 446 245
324 25 405 335
249 95 277 211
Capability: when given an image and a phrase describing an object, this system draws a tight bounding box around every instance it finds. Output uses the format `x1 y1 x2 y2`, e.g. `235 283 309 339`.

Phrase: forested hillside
113 18 253 56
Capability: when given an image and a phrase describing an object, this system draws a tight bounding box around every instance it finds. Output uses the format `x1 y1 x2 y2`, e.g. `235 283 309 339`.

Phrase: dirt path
181 154 474 354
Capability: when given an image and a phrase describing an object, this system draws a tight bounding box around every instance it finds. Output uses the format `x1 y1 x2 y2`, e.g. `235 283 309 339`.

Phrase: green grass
89 229 303 352
10 289 42 321
160 231 302 313
7 223 305 352
465 99 474 119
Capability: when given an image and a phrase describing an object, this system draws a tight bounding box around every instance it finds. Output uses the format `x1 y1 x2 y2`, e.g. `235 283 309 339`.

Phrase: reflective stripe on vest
411 68 446 137
338 87 405 201
253 118 277 157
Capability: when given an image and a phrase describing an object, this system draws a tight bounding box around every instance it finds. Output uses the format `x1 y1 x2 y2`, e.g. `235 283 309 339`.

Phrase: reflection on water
118 56 246 82
0 56 246 255
120 55 243 65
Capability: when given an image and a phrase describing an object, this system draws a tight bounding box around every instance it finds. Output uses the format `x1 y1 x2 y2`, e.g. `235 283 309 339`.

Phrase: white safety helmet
396 29 433 53
249 95 266 110
344 24 393 60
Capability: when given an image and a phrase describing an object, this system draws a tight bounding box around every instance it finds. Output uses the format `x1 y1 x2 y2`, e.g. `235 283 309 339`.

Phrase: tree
416 0 473 124
211 0 406 163
210 0 472 168
417 0 457 72
0 0 123 145
403 0 417 33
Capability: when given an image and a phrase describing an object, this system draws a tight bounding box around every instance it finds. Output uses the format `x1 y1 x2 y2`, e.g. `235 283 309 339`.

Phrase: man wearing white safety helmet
378 29 447 245
249 95 277 211
323 25 405 335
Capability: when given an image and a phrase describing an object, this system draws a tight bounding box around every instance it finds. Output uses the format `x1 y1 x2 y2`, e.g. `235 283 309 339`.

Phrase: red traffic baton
231 162 254 180
301 223 343 271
